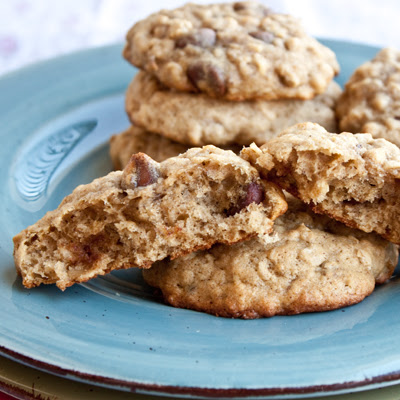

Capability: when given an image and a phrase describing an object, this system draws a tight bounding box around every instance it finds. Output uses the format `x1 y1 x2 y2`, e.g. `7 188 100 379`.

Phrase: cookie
14 146 287 290
109 126 189 168
337 48 400 147
143 196 397 318
123 2 339 101
241 122 400 244
126 71 341 146
109 125 242 168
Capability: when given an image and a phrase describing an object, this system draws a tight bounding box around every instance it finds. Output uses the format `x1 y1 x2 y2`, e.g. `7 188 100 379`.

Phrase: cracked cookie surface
143 196 397 318
123 1 339 101
126 71 341 146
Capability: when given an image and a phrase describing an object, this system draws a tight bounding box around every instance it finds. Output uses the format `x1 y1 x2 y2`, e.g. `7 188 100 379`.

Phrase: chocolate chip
394 116 400 120
187 62 226 97
207 66 226 96
187 62 205 84
249 31 274 44
233 2 272 15
121 153 160 189
233 2 249 11
241 182 265 208
226 182 265 216
176 28 216 49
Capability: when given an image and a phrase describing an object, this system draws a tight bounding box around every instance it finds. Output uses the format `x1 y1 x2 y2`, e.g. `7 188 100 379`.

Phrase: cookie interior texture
13 146 287 290
125 71 341 146
336 48 400 148
241 122 400 244
123 1 339 101
143 196 398 319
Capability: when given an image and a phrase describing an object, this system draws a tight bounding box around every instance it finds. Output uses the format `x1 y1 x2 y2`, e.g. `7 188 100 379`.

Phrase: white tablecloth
0 0 399 76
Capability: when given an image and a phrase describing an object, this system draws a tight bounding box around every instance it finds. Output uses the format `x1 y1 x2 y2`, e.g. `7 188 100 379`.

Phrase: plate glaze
1 41 400 399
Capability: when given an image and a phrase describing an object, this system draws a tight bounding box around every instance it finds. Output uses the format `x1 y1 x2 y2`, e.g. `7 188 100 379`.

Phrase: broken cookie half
13 146 287 290
242 122 400 244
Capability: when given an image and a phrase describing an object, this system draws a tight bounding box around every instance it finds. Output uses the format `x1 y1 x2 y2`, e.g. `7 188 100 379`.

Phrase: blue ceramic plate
1 40 400 400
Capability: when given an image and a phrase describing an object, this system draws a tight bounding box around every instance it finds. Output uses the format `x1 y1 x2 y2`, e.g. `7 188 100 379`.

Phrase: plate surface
1 40 400 400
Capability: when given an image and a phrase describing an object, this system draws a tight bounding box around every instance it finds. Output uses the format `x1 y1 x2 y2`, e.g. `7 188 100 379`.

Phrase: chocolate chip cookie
126 71 341 146
123 2 339 101
337 48 400 147
143 196 397 318
109 125 242 168
241 122 400 244
14 146 287 290
109 126 190 168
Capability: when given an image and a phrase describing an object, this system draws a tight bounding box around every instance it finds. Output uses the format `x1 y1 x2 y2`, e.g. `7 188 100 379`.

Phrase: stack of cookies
111 1 341 167
12 2 400 320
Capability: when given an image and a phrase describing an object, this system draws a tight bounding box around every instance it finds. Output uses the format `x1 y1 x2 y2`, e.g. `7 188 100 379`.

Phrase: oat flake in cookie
123 2 339 101
241 122 400 244
125 71 341 146
143 196 397 319
13 146 287 290
337 48 400 148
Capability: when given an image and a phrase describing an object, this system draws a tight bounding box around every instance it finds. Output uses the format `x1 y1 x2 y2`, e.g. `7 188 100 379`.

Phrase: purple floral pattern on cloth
0 36 18 57
0 0 399 76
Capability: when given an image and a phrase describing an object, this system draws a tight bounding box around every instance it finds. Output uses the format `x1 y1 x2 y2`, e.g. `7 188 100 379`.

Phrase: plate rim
2 345 400 398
